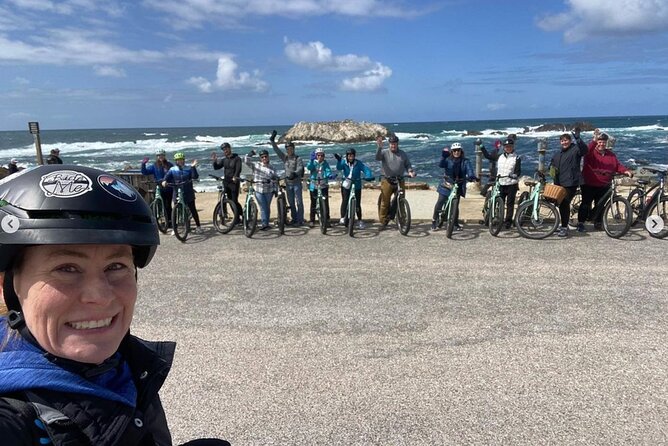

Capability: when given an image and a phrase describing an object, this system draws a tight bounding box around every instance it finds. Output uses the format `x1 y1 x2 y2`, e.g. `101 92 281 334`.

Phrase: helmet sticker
97 175 138 202
39 170 93 198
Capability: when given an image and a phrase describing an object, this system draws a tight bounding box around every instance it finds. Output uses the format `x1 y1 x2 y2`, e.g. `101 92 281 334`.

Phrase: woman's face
12 244 137 364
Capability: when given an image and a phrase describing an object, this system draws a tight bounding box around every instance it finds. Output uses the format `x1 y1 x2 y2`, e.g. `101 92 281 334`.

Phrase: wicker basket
543 184 568 204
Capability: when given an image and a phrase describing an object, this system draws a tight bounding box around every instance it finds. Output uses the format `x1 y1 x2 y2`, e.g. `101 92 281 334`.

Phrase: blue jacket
141 160 173 183
438 154 475 197
164 165 199 203
336 159 373 190
306 160 332 191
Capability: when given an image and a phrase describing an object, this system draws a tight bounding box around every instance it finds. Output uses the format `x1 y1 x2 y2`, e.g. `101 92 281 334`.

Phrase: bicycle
308 177 330 235
630 167 668 238
377 176 411 235
209 174 239 234
435 179 461 239
576 174 633 238
483 175 520 236
626 168 667 235
148 182 169 234
241 177 260 238
169 181 192 242
342 176 374 237
514 171 560 239
275 177 288 235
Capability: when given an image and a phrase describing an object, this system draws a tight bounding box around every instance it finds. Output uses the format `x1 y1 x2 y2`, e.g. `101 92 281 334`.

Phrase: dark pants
558 186 579 228
310 188 330 223
500 184 519 223
341 185 363 220
186 200 201 227
578 184 610 224
224 180 242 221
161 187 174 225
432 191 459 224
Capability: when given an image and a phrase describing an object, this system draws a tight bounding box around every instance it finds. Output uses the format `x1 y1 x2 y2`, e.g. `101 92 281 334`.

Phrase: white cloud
7 0 124 17
13 77 30 85
486 103 507 111
284 39 392 92
187 55 268 93
538 0 668 42
93 65 126 77
143 0 424 29
341 63 392 92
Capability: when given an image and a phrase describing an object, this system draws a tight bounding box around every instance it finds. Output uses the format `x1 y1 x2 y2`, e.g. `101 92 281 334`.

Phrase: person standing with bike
269 131 305 226
376 135 416 228
306 147 333 228
431 143 475 231
211 142 242 225
244 149 278 231
142 148 174 228
163 152 203 234
334 148 374 229
481 138 522 229
549 129 588 237
576 132 633 232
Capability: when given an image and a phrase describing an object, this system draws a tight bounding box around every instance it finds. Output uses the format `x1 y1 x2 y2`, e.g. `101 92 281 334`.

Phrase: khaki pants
378 178 405 224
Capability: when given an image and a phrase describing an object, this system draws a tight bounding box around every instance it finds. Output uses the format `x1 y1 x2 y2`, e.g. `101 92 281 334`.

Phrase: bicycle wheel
569 189 581 226
646 196 668 239
347 196 356 237
151 199 168 234
515 199 560 239
243 201 258 238
213 198 237 234
488 196 504 236
517 191 529 205
481 190 491 226
602 196 632 238
318 195 328 235
446 196 459 239
626 188 643 224
277 195 287 235
397 196 411 235
172 203 189 242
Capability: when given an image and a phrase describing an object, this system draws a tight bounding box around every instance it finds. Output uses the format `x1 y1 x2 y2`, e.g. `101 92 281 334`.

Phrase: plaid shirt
244 155 277 193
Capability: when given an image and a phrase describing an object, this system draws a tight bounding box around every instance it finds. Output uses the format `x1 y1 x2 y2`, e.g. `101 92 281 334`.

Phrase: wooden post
474 138 483 180
537 138 548 173
28 122 44 165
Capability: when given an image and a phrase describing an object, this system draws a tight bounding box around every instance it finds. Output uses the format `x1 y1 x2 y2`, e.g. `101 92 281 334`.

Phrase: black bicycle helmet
388 135 399 143
346 148 356 156
0 165 159 276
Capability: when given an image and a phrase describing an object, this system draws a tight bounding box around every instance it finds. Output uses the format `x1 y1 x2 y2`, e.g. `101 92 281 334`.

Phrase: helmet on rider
155 149 166 156
346 148 356 156
0 165 160 313
450 142 463 151
388 135 399 143
315 147 325 155
258 149 269 157
174 152 185 161
220 142 231 151
503 138 515 146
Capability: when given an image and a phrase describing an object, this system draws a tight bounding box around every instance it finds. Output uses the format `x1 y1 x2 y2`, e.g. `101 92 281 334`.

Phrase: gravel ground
133 223 668 446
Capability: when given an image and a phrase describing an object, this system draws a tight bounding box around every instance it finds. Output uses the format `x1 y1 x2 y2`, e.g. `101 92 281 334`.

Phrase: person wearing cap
244 149 278 231
430 142 475 231
375 135 416 228
0 165 172 443
576 132 633 232
163 152 203 234
142 148 174 228
479 139 502 197
334 148 373 229
7 159 19 175
46 148 63 165
306 148 332 227
549 129 588 237
211 142 243 225
481 138 522 229
269 131 305 226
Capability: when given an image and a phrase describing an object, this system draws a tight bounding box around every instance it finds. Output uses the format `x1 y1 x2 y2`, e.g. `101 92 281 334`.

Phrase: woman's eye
106 262 130 272
56 264 80 273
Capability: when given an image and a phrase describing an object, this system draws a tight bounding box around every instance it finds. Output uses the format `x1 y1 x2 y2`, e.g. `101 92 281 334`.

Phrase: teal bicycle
170 181 192 242
514 171 560 239
483 175 516 236
309 177 330 235
435 179 461 239
342 176 374 237
241 177 260 238
148 182 169 234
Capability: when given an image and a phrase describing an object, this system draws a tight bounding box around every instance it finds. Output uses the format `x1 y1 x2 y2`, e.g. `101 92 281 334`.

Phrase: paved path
134 224 668 445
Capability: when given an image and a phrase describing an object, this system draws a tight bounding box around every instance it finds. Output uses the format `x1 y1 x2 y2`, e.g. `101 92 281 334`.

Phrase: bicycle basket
543 184 567 204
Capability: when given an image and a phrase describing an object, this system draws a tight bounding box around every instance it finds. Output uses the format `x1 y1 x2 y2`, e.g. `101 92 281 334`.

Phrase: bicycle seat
634 179 649 186
524 180 537 187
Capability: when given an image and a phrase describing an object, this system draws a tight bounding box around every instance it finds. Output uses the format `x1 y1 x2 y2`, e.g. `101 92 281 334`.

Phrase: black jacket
549 139 588 187
0 335 176 446
212 154 242 183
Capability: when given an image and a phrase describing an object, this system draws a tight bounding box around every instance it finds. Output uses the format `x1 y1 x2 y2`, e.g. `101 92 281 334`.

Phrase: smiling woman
0 166 228 446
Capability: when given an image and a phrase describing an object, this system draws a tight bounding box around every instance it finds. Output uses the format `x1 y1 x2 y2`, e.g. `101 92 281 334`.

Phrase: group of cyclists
140 127 638 237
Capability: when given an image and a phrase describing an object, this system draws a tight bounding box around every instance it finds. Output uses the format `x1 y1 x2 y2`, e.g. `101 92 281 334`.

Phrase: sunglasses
451 149 461 152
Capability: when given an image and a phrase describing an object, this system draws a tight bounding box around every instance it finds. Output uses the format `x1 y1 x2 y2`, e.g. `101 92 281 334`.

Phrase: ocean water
1 115 666 191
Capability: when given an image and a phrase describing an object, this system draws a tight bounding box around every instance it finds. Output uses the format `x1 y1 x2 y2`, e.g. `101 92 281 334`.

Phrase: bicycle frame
440 181 460 223
519 173 546 221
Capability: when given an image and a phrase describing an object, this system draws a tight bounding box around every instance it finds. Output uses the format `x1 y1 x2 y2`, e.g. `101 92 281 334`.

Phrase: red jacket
582 146 628 187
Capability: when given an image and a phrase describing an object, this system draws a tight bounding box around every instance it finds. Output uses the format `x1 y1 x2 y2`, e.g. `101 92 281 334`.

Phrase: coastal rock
529 121 596 133
283 120 390 143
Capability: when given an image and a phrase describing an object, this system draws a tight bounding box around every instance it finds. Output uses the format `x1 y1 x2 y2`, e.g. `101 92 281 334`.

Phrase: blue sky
1 0 667 130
